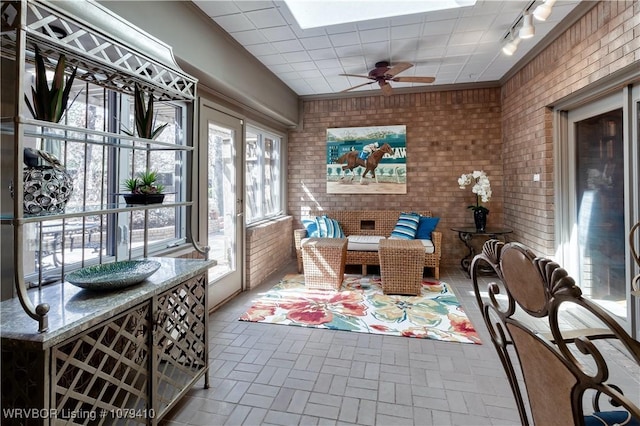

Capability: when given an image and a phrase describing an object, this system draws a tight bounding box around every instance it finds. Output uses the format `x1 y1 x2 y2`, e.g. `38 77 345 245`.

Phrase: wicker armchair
294 210 442 278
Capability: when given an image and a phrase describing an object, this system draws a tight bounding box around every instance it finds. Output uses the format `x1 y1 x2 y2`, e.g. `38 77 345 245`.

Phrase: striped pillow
390 212 420 239
302 217 319 237
316 215 345 238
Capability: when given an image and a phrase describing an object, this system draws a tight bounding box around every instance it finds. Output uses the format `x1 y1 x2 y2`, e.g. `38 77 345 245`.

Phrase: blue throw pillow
316 216 345 238
390 212 420 239
302 217 319 237
415 216 440 240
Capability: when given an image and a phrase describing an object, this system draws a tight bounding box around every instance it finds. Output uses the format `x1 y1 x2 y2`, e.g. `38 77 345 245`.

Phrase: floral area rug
239 274 481 344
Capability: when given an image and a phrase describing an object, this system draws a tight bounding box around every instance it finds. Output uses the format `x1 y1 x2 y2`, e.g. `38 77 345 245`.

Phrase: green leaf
150 122 169 139
26 46 77 123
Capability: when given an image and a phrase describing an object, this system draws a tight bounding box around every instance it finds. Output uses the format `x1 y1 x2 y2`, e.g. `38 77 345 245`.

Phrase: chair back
631 221 640 297
471 240 640 426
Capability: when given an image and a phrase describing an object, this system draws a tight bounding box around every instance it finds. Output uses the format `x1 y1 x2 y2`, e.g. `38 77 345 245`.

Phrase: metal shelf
1 0 206 334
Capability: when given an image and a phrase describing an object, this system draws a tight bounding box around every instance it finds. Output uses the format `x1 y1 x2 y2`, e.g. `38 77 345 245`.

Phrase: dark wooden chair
471 240 640 426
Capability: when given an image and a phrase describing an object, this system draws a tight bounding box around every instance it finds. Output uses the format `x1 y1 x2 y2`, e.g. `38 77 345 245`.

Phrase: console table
451 227 513 277
1 257 214 425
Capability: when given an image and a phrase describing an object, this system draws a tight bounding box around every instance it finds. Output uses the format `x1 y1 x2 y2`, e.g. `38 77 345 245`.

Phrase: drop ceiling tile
456 16 494 32
313 58 342 69
235 1 276 12
415 45 447 60
339 56 368 70
391 38 419 54
390 14 426 26
421 18 456 36
449 30 486 46
424 8 464 22
361 41 390 57
278 70 302 80
245 43 279 56
299 36 332 50
325 23 359 34
356 19 389 31
245 8 287 28
419 34 450 49
297 69 324 79
391 24 422 39
269 63 295 73
307 48 338 60
231 30 269 46
413 64 440 75
334 45 364 58
359 28 390 43
290 61 319 72
261 26 296 42
214 14 256 33
282 50 312 63
193 1 241 17
290 26 328 38
329 32 361 47
446 44 477 56
272 39 304 53
255 53 288 66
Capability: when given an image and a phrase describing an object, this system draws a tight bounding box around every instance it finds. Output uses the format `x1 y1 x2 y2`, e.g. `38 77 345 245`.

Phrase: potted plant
458 170 492 232
122 169 165 205
22 47 78 214
122 83 169 140
24 46 78 123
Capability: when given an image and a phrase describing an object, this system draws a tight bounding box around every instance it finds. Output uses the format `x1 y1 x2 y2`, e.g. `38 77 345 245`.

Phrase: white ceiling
192 0 582 97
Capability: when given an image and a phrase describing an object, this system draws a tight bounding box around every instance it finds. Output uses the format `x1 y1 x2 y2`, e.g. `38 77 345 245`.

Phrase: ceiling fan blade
339 73 374 80
379 81 393 96
391 76 436 83
384 62 413 78
340 81 376 92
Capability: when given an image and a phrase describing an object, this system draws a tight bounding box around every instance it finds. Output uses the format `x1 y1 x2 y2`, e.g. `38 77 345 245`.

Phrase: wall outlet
533 173 540 182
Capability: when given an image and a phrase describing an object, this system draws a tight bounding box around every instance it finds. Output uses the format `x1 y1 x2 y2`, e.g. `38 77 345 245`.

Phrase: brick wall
502 0 639 257
288 89 503 266
246 216 293 288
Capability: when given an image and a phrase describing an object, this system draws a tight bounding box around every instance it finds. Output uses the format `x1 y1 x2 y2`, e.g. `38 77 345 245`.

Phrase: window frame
245 124 285 225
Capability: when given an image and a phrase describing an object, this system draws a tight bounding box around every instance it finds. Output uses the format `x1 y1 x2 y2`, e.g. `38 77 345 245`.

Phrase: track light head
502 33 521 56
534 0 556 21
519 12 535 39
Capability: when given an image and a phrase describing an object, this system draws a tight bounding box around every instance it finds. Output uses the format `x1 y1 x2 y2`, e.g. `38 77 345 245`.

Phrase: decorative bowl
65 260 161 291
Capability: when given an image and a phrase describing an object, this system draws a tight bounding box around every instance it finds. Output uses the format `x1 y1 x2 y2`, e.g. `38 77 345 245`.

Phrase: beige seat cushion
417 239 435 254
347 235 386 251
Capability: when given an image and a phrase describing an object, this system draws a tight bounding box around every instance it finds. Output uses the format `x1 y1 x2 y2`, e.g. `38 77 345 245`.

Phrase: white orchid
458 170 491 211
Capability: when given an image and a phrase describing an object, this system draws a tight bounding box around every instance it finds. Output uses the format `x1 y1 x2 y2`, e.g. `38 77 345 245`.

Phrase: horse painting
335 143 394 184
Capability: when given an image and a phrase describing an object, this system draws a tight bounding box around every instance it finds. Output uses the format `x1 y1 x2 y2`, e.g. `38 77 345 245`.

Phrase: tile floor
162 261 638 426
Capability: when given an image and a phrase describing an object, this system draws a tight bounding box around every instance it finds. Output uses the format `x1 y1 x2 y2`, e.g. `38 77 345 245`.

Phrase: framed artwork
326 125 406 194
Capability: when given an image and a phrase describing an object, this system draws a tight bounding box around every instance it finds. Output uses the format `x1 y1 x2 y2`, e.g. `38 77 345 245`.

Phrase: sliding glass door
560 87 640 336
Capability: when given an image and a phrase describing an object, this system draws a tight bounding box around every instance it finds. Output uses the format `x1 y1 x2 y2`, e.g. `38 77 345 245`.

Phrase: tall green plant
132 84 168 140
24 46 78 123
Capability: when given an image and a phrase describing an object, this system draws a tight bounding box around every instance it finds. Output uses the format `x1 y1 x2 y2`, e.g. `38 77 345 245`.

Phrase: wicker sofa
294 210 442 279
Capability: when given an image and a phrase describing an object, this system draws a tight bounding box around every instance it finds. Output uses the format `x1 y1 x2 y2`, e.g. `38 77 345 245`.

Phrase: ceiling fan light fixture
533 0 556 21
519 12 535 39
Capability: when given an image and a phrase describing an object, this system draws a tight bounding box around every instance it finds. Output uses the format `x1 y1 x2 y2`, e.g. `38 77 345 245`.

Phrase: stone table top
0 257 215 349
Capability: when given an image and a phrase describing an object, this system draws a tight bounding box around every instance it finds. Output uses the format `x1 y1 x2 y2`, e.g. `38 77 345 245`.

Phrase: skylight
283 0 477 29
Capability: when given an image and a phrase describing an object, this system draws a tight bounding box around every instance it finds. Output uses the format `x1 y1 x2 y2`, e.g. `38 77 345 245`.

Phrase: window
22 71 188 283
245 126 283 224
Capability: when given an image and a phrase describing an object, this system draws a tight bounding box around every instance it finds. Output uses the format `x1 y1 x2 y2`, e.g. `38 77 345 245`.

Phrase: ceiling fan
340 61 435 96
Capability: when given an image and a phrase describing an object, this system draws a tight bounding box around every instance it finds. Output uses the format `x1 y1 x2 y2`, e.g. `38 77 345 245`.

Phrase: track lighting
533 0 556 21
502 31 521 56
519 12 535 39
